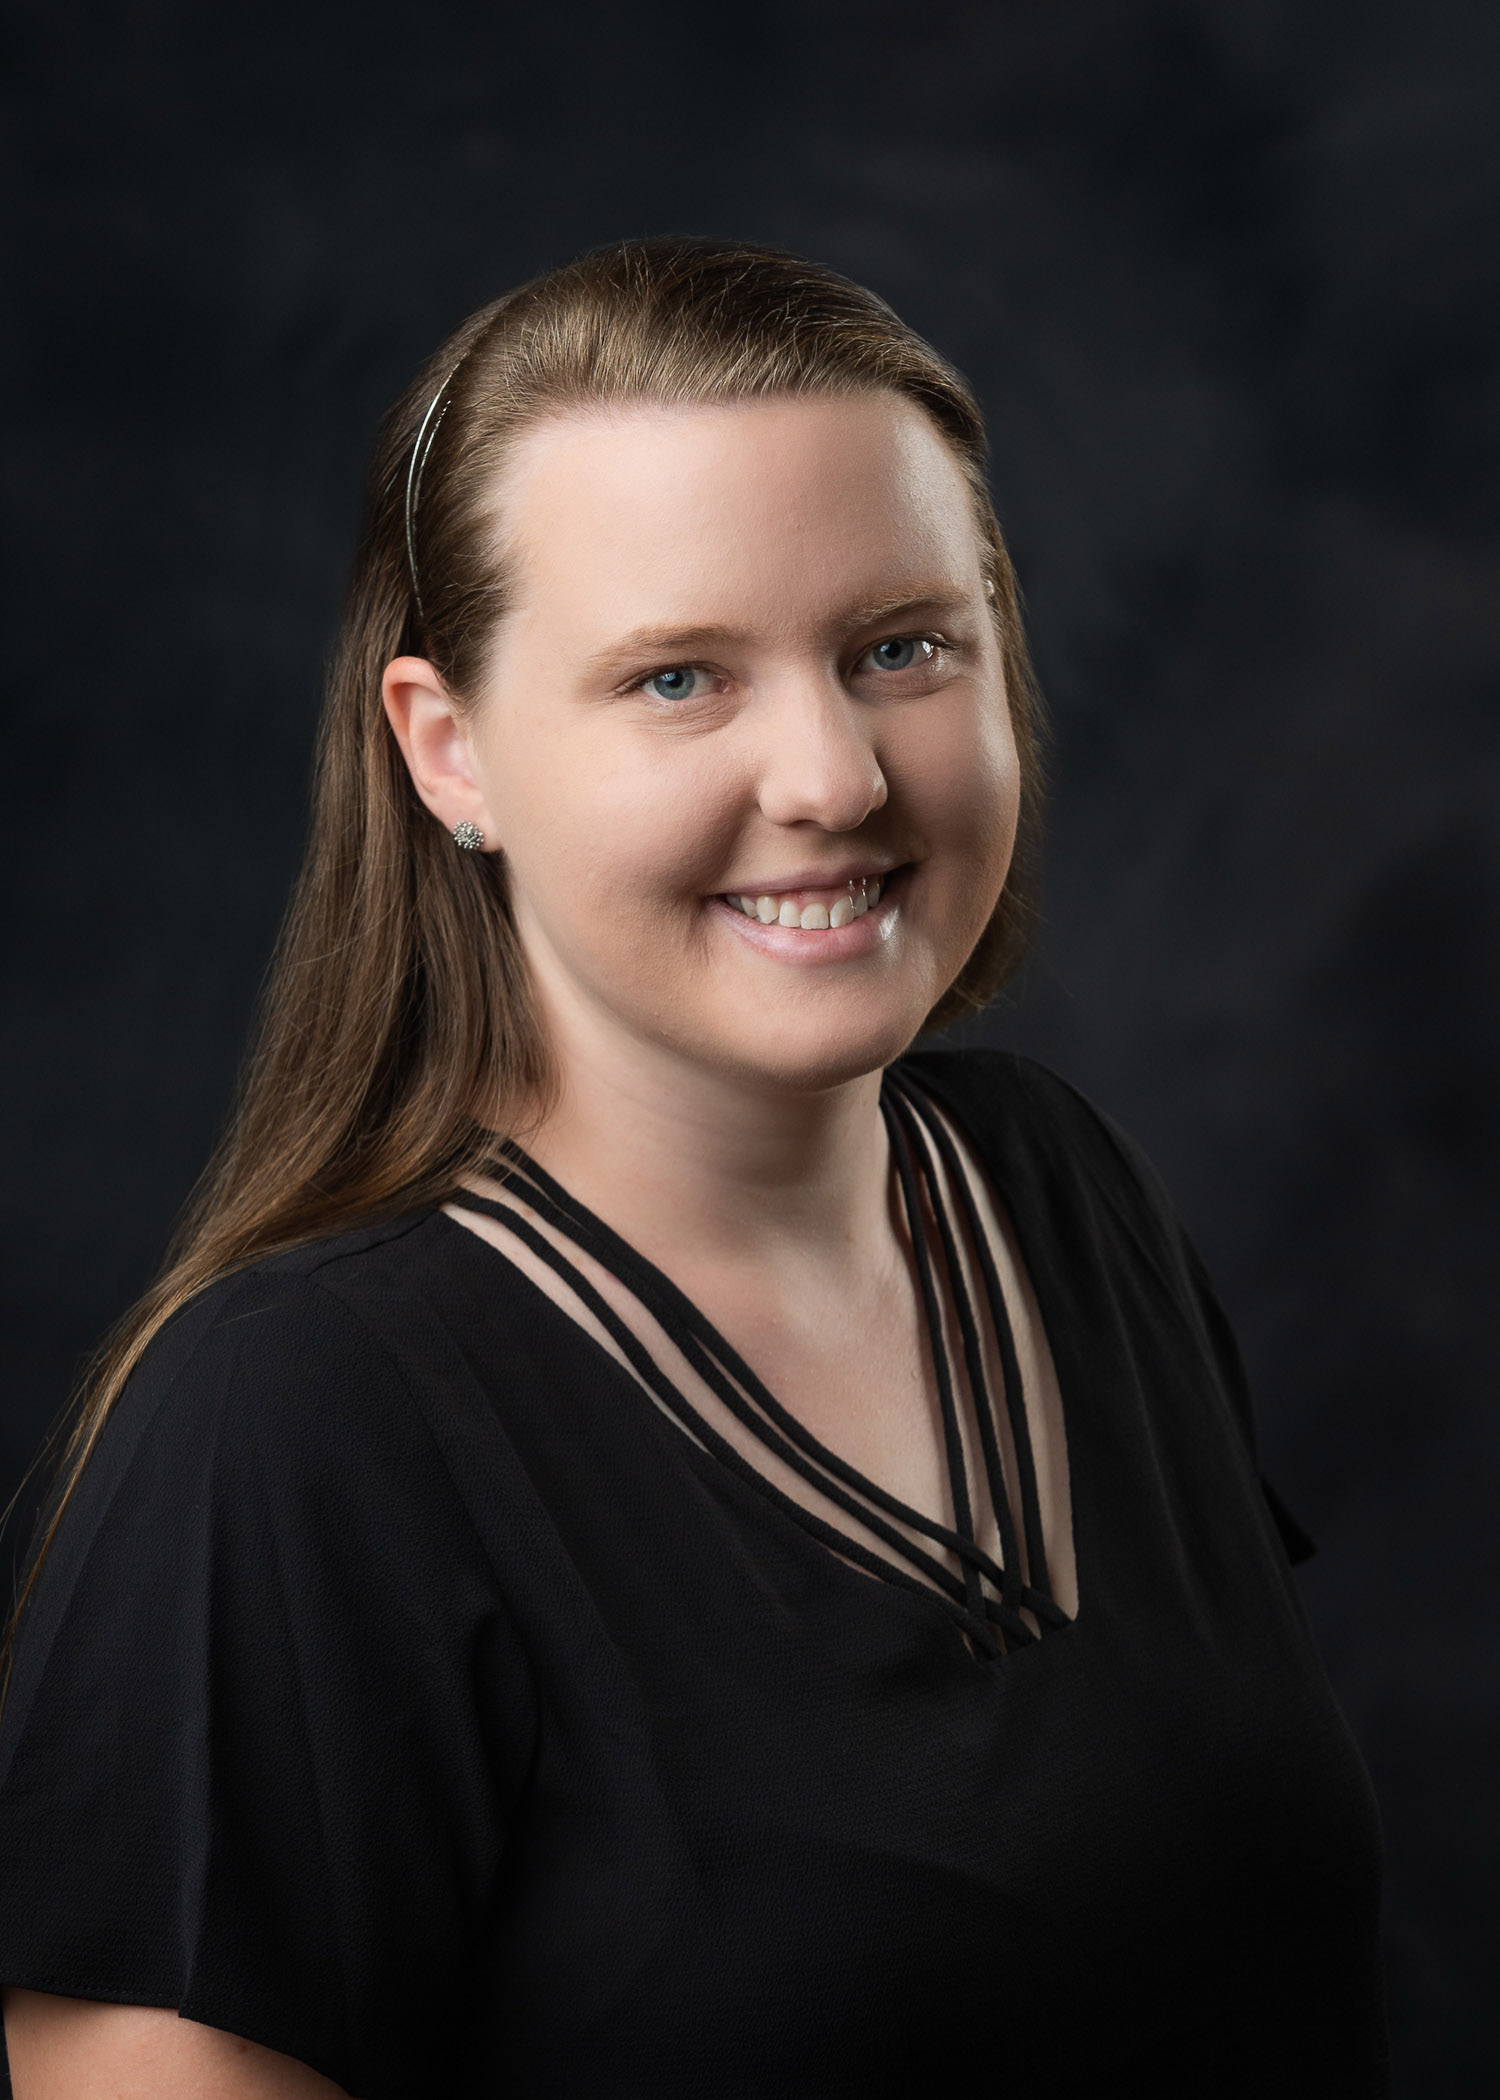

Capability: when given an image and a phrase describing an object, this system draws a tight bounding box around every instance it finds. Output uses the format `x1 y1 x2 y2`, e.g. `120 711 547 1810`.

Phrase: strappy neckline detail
445 1069 1071 1660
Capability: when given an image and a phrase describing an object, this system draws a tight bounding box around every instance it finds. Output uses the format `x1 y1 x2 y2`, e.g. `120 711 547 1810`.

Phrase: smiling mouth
718 870 900 931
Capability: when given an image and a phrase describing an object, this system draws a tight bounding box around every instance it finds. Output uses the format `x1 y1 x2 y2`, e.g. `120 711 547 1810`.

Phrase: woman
0 240 1389 2096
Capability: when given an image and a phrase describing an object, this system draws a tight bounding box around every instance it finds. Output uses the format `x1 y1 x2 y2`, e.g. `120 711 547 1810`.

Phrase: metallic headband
403 363 464 619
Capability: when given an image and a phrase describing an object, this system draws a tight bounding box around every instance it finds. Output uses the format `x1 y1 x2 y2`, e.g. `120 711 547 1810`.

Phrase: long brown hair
5 237 1046 1667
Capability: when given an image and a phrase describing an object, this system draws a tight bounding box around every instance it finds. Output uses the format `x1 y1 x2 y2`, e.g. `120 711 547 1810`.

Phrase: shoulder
894 1043 1111 1142
895 1045 1176 1221
8 1206 533 1709
122 1212 440 1436
900 1045 1276 1477
896 1045 1221 1350
41 1212 478 1594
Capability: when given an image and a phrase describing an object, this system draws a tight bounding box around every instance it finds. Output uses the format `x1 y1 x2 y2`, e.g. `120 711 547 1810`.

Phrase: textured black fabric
0 1052 1390 2097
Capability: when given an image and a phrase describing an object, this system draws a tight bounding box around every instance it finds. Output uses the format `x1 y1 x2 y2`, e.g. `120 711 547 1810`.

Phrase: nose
752 678 889 834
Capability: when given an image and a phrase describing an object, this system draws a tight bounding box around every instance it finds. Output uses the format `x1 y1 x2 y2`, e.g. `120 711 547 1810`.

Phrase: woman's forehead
494 393 984 648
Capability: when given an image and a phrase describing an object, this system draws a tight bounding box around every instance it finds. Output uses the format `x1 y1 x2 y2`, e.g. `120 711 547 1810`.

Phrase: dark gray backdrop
3 0 1496 2090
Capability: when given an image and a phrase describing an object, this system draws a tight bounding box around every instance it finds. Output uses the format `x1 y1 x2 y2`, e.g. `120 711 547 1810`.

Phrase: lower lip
708 872 906 964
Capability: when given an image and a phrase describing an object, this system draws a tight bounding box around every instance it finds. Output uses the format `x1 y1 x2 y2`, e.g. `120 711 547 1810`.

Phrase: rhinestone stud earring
452 820 484 851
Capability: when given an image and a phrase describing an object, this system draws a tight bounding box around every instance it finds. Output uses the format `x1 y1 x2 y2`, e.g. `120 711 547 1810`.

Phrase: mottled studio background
2 0 1497 2090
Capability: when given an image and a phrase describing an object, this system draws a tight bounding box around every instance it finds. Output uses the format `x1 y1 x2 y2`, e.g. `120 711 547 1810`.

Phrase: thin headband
403 363 464 619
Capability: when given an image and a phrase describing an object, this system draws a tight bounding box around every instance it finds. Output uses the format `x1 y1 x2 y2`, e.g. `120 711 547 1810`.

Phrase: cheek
900 687 1021 878
474 706 739 920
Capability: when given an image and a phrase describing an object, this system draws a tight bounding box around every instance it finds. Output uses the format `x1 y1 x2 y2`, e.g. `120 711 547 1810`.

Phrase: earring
452 820 484 851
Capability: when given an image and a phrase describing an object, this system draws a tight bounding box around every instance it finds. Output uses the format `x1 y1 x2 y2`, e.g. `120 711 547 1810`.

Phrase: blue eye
865 637 935 673
647 666 706 700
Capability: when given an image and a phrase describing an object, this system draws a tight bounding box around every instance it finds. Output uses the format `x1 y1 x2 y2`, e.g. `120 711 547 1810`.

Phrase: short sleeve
0 1262 538 2099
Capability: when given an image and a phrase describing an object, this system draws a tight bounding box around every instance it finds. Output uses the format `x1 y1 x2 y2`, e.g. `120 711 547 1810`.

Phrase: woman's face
411 391 1019 1095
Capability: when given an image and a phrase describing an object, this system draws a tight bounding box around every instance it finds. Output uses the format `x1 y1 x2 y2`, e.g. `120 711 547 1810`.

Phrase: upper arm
0 1270 536 2098
3 1990 352 2099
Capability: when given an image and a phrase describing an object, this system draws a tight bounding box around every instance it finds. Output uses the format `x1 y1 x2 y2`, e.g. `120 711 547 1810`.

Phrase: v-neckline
442 1067 1076 1662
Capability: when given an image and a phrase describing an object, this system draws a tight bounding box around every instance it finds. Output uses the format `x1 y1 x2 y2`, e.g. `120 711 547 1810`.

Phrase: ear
381 657 496 845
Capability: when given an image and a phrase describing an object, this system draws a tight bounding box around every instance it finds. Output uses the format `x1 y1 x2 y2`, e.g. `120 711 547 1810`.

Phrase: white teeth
727 874 895 929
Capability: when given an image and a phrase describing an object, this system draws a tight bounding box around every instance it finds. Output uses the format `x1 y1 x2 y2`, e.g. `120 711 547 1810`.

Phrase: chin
689 995 937 1096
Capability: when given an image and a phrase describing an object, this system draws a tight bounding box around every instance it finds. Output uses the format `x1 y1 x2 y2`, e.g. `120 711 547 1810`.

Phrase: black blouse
0 1051 1390 2097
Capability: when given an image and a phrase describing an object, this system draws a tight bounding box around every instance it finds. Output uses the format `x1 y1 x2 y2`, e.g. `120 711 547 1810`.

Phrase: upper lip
716 859 905 897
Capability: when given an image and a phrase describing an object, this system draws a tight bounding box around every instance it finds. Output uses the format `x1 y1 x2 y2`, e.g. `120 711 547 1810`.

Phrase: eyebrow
582 588 975 679
582 623 754 677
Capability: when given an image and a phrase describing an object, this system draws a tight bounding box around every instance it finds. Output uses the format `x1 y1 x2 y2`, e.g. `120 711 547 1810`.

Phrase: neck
515 1020 895 1276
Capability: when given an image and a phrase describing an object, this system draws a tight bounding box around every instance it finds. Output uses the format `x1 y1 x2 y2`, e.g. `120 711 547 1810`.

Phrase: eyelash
628 635 950 702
